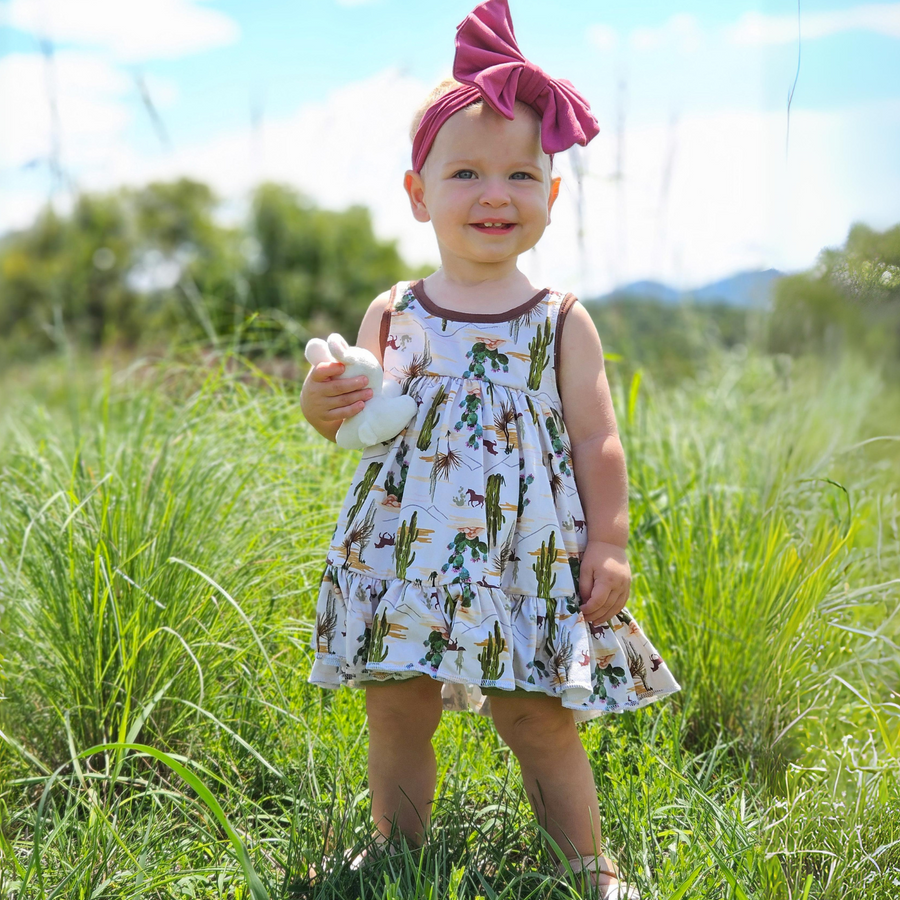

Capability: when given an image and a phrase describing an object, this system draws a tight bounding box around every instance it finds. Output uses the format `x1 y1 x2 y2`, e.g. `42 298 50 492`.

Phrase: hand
300 361 373 425
578 541 631 624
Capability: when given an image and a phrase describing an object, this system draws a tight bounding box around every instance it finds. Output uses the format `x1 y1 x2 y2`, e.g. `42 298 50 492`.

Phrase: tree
768 221 900 359
246 182 426 337
0 178 233 357
0 178 431 363
0 195 134 352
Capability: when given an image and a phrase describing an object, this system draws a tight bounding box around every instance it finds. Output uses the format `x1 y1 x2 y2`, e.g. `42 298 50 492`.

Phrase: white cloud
3 65 899 298
726 3 900 46
3 0 239 62
546 100 900 295
630 14 703 54
0 51 132 171
587 24 618 53
126 68 436 256
0 187 55 234
135 72 180 111
586 14 703 56
589 4 900 59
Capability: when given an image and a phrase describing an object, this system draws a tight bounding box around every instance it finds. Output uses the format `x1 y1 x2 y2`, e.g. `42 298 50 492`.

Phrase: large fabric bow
412 0 599 172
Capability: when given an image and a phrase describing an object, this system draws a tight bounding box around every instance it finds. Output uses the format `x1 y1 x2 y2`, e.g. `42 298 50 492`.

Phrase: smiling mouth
470 222 516 234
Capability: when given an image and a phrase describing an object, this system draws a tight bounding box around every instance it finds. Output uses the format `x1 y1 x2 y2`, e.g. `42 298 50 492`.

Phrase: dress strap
553 292 578 375
379 285 396 358
379 281 410 358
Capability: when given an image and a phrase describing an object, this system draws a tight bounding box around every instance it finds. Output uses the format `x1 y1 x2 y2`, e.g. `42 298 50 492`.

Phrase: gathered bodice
381 279 575 406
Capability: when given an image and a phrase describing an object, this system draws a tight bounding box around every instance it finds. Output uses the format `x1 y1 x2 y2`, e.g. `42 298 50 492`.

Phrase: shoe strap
558 854 620 878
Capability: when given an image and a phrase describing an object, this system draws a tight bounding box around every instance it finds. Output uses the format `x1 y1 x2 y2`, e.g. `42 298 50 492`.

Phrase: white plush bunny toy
304 333 418 450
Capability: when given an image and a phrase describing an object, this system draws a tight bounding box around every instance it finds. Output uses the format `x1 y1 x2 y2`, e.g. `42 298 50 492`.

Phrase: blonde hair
409 79 482 142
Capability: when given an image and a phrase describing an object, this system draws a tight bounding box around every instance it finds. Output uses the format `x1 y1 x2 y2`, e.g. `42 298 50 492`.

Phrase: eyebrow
442 159 544 169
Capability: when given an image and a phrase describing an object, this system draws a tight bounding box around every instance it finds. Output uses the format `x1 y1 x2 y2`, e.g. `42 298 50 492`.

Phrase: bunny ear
304 338 334 365
326 333 351 359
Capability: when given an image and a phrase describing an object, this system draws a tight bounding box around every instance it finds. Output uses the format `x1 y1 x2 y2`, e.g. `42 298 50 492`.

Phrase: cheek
523 192 552 221
438 193 472 218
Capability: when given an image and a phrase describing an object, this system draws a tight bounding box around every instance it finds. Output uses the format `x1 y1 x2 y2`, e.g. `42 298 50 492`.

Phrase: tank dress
308 279 681 723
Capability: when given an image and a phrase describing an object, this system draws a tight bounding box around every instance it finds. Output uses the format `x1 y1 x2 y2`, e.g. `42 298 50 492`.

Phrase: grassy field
0 341 898 899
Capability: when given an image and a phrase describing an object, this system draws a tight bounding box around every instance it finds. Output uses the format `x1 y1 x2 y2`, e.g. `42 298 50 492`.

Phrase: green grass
0 344 898 898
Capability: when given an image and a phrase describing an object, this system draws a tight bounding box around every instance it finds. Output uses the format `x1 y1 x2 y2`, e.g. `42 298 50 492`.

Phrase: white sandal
307 833 402 880
346 833 403 871
556 854 641 900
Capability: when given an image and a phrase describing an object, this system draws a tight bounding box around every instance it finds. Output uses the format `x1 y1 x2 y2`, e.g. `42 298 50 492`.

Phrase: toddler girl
300 2 680 896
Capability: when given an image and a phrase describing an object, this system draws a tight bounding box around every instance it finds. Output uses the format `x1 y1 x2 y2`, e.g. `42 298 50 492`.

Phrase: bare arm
557 300 631 622
299 290 390 442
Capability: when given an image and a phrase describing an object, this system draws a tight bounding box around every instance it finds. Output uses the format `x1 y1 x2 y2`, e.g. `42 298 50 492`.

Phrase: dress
308 279 681 723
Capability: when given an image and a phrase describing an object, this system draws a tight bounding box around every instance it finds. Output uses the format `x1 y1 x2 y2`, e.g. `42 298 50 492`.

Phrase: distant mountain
604 280 681 304
593 268 784 308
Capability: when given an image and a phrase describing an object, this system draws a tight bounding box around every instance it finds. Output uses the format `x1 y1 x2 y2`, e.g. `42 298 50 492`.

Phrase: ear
327 333 350 359
404 169 431 223
547 176 561 225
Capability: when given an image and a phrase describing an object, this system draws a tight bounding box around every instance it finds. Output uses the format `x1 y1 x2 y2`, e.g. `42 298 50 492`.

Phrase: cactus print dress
308 280 680 723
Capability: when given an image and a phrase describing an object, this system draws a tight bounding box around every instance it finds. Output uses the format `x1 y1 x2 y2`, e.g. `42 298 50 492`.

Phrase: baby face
405 101 560 274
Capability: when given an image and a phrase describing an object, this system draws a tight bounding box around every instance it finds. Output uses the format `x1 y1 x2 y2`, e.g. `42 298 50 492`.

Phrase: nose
478 176 510 207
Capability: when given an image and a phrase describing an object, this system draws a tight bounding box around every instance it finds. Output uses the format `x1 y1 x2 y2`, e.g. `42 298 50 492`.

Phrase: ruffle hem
309 567 681 724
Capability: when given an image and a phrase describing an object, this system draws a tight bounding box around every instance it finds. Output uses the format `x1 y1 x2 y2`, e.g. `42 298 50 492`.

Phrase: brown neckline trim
410 279 550 323
554 292 578 376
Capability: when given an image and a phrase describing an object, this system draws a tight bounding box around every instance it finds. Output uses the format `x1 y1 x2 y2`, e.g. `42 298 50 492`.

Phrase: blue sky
2 0 899 295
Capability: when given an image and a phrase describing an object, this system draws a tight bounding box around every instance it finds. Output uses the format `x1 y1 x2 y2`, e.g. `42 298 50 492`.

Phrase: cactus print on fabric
308 280 681 723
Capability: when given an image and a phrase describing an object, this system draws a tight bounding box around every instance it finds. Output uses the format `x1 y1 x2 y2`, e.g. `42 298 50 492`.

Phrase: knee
492 698 576 759
366 676 443 743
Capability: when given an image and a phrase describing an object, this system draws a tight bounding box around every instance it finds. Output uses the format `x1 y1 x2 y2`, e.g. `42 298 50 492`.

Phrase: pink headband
411 0 600 173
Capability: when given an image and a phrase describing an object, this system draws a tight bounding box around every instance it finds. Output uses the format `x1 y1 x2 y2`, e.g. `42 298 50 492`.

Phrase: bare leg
490 693 616 891
365 675 444 847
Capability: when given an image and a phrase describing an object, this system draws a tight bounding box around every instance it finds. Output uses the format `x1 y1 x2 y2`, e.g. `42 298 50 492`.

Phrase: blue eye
453 170 476 179
511 172 534 180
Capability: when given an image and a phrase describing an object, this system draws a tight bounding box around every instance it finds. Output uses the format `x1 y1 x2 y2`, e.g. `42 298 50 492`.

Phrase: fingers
582 578 612 618
594 589 629 624
308 361 371 399
578 568 594 604
582 586 629 624
308 361 345 382
348 387 373 404
324 376 370 398
308 360 369 390
306 361 371 400
328 398 367 420
580 576 629 623
302 361 374 428
577 546 632 623
579 562 608 610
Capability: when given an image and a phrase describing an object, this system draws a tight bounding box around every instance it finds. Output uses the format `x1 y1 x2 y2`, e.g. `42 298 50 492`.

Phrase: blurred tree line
1 176 897 378
588 298 752 384
767 222 900 360
589 221 900 383
0 178 429 364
